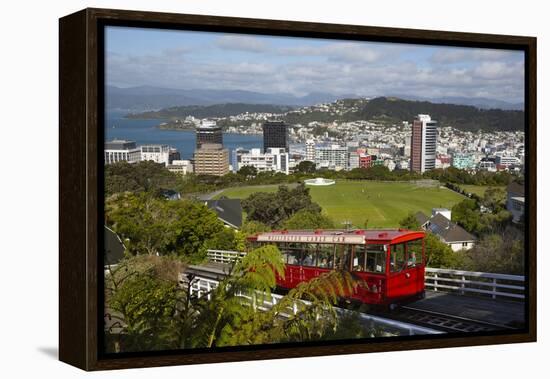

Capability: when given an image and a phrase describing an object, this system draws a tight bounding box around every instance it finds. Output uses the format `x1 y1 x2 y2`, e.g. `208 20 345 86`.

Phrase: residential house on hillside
415 209 476 252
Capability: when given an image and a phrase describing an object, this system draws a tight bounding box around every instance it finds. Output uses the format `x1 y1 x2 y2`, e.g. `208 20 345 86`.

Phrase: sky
105 26 525 104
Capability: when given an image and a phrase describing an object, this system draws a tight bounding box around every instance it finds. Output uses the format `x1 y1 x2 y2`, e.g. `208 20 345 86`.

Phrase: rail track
385 305 517 333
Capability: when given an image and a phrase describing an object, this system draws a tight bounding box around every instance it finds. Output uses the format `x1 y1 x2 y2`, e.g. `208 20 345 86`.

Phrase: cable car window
302 243 317 266
317 244 334 269
279 243 291 264
354 244 386 273
299 243 317 266
390 243 407 272
407 239 423 267
334 244 352 270
286 243 302 265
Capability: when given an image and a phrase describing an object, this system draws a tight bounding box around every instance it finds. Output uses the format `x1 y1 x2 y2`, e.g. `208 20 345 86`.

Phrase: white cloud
106 41 524 103
430 48 518 64
215 35 270 53
279 42 381 63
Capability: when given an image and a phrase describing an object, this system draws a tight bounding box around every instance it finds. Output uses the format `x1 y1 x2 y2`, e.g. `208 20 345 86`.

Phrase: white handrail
187 275 442 336
425 268 524 300
207 249 247 264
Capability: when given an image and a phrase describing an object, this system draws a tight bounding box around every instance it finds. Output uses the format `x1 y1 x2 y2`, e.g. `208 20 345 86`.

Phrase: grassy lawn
460 184 505 197
216 180 466 228
213 184 290 199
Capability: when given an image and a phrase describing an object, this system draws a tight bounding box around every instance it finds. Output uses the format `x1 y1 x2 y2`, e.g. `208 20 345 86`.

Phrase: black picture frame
59 7 536 371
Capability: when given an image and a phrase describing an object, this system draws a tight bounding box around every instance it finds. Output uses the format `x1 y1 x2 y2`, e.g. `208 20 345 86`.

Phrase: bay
105 111 263 160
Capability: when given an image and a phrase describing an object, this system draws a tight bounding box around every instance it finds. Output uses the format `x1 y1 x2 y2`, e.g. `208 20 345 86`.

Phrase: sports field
460 184 505 197
215 180 466 228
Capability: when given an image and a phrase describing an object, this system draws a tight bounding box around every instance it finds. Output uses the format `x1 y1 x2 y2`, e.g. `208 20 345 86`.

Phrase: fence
207 250 247 264
188 275 441 336
425 268 525 300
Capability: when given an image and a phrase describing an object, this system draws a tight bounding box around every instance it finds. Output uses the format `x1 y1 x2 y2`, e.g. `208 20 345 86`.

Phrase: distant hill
388 94 524 111
355 97 524 131
106 85 523 112
126 96 524 132
107 85 355 111
126 103 294 119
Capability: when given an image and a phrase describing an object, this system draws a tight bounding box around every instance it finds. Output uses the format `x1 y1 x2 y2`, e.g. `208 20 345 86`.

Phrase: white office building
104 140 141 164
315 145 349 171
496 155 521 167
167 160 194 176
238 148 289 174
348 150 359 170
139 144 171 166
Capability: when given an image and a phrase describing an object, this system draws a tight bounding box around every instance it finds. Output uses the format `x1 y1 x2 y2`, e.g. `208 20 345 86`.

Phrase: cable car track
383 305 516 333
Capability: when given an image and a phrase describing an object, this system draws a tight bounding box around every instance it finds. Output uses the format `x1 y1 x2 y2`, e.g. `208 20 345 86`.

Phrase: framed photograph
59 8 536 371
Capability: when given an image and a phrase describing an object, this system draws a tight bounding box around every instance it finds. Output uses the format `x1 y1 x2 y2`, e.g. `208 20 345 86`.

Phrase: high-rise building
262 121 288 152
305 139 316 162
410 114 437 173
194 143 229 176
104 139 140 164
196 120 223 148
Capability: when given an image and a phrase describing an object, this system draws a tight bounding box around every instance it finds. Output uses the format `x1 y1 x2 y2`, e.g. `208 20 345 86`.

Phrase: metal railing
207 250 247 264
425 268 524 300
188 275 441 336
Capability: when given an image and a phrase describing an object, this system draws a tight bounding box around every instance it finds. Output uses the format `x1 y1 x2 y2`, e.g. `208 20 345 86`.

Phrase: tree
482 187 507 212
295 160 316 174
282 209 335 230
464 226 524 274
398 212 421 230
237 165 258 179
240 220 271 235
242 184 322 228
423 233 465 268
106 193 224 262
205 227 240 251
452 199 481 234
105 160 181 196
104 245 363 352
105 255 185 352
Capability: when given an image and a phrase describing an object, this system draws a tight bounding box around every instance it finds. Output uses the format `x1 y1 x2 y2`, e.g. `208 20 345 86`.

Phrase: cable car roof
251 229 425 245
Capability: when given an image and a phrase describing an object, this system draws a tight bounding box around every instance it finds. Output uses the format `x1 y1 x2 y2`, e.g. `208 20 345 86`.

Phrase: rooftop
205 198 243 229
507 182 525 196
428 213 476 243
251 229 425 244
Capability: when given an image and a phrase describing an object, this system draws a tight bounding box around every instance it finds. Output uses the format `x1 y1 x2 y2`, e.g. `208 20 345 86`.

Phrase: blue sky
106 26 525 103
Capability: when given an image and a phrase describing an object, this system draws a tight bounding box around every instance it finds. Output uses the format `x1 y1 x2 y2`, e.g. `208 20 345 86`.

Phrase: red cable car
248 229 426 306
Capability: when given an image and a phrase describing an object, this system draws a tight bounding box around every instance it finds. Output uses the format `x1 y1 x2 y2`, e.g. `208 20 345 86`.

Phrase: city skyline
106 26 525 104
